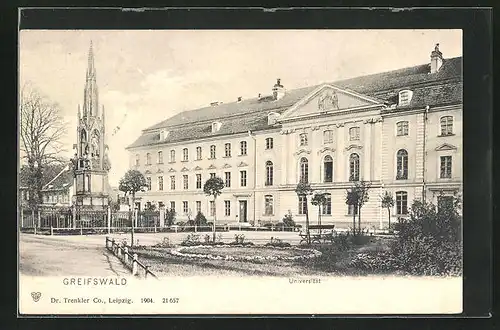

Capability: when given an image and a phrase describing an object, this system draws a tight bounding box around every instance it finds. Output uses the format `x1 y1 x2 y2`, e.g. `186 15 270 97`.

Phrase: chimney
258 93 261 99
210 101 221 107
272 78 285 100
430 43 443 74
237 96 242 103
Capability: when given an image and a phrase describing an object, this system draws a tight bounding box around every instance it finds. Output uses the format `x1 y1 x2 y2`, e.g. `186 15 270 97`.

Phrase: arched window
196 146 202 160
396 149 408 180
135 154 140 166
440 116 453 136
240 141 247 155
170 150 175 162
80 129 87 155
324 155 333 183
182 148 189 161
265 161 273 186
299 157 309 183
157 151 163 164
395 191 408 215
349 153 360 181
146 153 151 165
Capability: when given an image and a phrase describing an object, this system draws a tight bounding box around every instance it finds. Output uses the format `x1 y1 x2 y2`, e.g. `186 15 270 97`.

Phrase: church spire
82 40 99 118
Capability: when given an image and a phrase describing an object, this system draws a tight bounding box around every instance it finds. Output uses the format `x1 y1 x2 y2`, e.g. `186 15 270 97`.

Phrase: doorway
239 200 248 222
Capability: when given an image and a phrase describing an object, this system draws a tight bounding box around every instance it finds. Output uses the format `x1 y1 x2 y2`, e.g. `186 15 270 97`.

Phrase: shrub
282 210 295 227
194 211 208 225
234 234 245 244
165 208 176 226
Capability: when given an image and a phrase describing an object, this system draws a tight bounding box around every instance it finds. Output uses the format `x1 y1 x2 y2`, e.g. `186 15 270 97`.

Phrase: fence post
105 236 109 249
37 209 41 229
145 266 149 278
111 239 116 254
80 226 83 236
124 247 129 263
194 224 197 233
107 207 111 234
132 254 138 276
50 226 53 236
175 226 178 233
20 209 24 229
72 206 76 229
117 245 122 258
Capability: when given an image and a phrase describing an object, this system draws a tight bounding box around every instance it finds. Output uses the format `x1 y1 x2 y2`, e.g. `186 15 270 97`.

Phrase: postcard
18 28 463 315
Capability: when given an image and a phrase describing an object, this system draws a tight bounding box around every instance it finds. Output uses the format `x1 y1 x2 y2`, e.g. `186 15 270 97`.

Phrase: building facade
127 44 462 229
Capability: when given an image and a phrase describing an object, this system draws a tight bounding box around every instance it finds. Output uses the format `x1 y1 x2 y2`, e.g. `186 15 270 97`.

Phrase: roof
128 56 462 149
42 166 74 191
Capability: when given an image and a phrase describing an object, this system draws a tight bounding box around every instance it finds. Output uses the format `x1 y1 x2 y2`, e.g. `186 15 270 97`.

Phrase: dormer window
212 121 222 133
398 90 413 106
159 130 169 140
268 112 280 125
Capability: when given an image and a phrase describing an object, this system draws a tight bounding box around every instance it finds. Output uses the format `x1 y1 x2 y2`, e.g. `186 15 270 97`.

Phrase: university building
127 44 462 229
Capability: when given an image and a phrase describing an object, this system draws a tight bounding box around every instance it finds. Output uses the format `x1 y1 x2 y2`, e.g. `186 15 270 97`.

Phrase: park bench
299 224 336 244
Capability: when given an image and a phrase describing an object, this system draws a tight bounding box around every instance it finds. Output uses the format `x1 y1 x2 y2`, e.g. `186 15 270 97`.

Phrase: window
322 194 332 215
349 153 360 181
158 176 163 191
396 191 408 215
146 177 151 191
440 116 453 136
183 175 189 190
196 201 202 214
225 172 231 187
440 156 452 178
210 201 215 216
183 201 188 215
324 155 333 183
170 201 176 212
224 143 231 157
210 173 216 179
157 151 163 163
240 170 247 187
265 161 274 186
299 133 308 146
196 174 202 189
348 204 359 215
210 145 216 159
323 130 333 144
135 154 140 166
196 146 202 160
298 196 307 215
396 149 409 180
299 157 309 183
211 122 221 133
146 153 151 165
396 121 409 136
170 150 175 162
349 127 360 141
170 175 176 190
182 148 188 161
266 138 274 150
264 195 274 215
240 141 247 155
224 201 231 216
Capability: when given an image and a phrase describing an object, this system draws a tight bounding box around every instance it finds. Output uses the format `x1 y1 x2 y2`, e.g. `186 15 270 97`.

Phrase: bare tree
19 83 67 209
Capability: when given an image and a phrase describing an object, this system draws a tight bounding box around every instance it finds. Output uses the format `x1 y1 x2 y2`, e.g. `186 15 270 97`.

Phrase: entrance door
239 201 248 222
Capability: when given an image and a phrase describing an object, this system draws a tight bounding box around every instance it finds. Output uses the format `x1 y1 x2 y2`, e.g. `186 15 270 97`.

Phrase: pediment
435 143 458 151
144 170 152 174
168 168 176 173
318 146 336 154
156 168 163 173
181 167 189 172
237 162 248 167
294 148 311 156
222 163 232 169
193 166 203 171
280 84 384 122
207 164 217 170
345 144 363 151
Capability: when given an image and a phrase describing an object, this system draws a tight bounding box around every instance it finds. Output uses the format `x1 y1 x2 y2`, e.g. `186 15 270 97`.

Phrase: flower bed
169 244 322 262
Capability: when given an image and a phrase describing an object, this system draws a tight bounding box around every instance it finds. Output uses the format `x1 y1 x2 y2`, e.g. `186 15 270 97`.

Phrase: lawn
127 236 397 278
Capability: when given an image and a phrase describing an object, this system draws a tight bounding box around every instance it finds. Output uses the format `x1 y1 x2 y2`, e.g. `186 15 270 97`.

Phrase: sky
19 29 462 185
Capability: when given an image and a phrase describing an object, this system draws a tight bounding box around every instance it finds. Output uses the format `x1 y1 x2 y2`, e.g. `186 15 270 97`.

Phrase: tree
311 192 329 236
118 170 148 247
203 176 225 242
345 180 371 235
20 83 67 210
380 191 395 230
295 181 313 244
